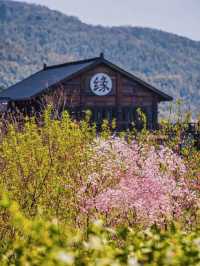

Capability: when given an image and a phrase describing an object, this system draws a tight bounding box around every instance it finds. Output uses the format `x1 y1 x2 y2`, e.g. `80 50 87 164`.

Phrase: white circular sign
90 73 112 96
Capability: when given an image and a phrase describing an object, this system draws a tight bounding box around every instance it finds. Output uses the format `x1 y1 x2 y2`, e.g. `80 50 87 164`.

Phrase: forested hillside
0 0 200 115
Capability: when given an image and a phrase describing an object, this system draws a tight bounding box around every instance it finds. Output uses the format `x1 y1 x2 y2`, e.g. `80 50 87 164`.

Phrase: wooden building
0 54 172 130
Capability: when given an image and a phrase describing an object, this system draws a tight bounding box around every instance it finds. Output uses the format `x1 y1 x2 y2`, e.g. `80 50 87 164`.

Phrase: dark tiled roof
0 58 98 100
0 55 173 101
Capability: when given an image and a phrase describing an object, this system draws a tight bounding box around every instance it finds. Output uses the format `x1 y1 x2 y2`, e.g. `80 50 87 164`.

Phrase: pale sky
16 0 200 41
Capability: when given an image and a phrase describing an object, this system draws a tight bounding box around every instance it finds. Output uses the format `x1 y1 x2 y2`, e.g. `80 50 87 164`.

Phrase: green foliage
1 1 200 116
1 196 200 265
0 109 97 230
0 107 198 265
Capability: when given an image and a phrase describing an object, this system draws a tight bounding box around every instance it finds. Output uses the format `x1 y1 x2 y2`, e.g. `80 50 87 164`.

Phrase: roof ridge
45 56 100 70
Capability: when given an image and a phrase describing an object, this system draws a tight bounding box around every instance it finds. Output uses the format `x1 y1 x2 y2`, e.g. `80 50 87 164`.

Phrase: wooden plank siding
39 63 160 130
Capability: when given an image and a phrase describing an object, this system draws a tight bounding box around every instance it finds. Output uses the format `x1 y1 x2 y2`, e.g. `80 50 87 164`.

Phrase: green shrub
1 195 200 265
0 109 199 265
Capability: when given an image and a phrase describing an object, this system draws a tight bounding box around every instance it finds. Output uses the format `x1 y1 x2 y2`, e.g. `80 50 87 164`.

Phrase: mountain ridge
0 0 200 116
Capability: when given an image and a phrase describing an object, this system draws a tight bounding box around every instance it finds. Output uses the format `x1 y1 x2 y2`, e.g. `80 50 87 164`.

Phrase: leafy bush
0 111 97 228
0 110 199 265
1 196 200 265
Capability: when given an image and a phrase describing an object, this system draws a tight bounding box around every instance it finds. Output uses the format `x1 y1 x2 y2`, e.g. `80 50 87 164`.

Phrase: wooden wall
14 63 160 130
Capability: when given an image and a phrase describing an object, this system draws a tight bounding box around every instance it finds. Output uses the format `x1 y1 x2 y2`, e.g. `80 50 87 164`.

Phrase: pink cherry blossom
80 138 197 227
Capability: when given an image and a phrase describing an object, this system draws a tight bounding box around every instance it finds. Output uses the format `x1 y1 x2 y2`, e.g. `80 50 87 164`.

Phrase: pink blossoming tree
79 138 197 227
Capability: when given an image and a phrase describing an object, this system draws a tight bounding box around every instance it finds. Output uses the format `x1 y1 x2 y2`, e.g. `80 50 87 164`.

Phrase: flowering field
0 110 199 265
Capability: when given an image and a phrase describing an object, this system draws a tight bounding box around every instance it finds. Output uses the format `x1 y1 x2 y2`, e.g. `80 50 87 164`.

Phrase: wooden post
80 75 85 117
116 73 122 129
152 102 158 130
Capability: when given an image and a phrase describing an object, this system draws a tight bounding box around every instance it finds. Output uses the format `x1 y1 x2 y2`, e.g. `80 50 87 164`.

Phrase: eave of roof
100 58 173 101
0 55 173 102
0 57 100 101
